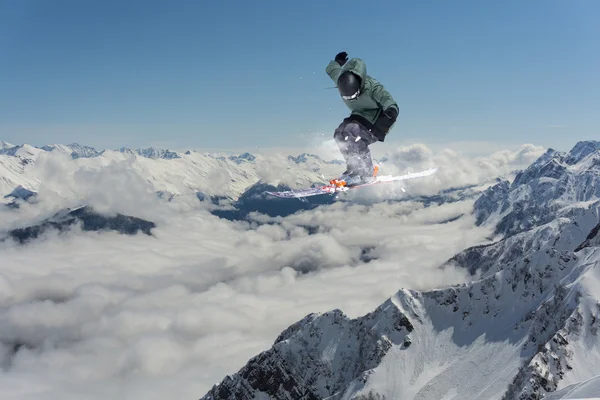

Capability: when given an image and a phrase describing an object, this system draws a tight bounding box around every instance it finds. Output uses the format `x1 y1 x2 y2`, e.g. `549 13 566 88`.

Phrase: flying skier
326 51 399 186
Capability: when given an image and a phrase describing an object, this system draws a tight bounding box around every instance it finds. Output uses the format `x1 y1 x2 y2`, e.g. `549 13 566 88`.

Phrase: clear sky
0 0 598 152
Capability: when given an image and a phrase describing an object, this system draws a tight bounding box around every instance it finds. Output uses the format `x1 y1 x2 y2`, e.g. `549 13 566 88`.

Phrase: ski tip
421 167 438 175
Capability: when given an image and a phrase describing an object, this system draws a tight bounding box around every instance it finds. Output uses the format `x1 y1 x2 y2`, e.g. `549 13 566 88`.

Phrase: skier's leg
337 123 378 182
333 120 353 176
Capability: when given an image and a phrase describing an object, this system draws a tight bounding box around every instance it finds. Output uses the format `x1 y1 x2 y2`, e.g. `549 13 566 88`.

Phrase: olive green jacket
326 58 398 127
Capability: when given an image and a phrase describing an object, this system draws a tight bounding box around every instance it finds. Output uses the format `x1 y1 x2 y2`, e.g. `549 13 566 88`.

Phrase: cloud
0 151 169 231
359 142 546 199
0 142 537 399
246 140 545 205
482 143 546 168
0 194 492 400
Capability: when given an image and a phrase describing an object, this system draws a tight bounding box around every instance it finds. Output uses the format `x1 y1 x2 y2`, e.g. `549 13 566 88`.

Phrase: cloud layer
0 142 544 399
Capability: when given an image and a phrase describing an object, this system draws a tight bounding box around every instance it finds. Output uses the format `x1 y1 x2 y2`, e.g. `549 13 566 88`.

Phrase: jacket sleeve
371 79 398 112
326 60 343 84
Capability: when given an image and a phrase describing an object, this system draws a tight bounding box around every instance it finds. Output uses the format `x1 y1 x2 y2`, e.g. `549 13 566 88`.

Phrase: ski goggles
341 90 360 101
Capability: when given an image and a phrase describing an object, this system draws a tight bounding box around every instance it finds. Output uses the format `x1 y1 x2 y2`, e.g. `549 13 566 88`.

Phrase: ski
265 168 437 199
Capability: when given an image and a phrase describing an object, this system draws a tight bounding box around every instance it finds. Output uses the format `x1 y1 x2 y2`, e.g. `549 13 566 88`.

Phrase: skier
326 51 399 186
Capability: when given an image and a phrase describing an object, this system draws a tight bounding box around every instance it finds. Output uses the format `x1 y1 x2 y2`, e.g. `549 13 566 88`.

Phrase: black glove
373 107 399 140
334 51 348 66
384 107 398 122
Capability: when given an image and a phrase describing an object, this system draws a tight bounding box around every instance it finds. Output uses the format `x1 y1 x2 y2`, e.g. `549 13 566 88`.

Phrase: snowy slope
448 204 599 277
545 375 600 399
200 141 600 400
0 145 42 200
0 144 45 158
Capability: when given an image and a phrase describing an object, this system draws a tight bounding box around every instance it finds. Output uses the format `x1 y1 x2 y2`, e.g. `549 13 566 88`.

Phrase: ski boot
329 166 379 188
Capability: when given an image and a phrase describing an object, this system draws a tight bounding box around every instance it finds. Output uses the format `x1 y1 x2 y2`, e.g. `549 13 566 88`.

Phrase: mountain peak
3 185 37 200
474 142 600 238
40 143 103 159
226 152 256 164
287 153 323 164
118 147 180 159
0 144 42 158
0 141 14 150
565 140 600 165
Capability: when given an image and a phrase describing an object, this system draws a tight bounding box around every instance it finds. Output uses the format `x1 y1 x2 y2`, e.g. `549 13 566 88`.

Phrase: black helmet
337 71 361 100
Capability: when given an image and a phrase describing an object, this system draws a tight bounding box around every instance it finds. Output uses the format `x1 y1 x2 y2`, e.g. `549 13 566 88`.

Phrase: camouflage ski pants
333 120 379 178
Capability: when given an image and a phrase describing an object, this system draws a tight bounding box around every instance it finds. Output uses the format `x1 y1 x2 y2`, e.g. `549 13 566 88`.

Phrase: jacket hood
343 58 367 89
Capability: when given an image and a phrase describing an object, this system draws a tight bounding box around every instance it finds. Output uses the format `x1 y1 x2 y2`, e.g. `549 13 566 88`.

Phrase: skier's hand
335 52 348 66
384 107 398 122
374 107 399 136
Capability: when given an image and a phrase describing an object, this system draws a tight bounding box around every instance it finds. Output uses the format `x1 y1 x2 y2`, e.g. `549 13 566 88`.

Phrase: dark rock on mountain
211 181 335 221
5 206 155 244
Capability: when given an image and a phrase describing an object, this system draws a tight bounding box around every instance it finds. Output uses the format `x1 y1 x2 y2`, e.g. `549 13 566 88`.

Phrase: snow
357 315 525 400
0 153 41 201
565 141 600 166
474 141 600 239
121 147 181 159
546 375 600 399
41 143 104 159
0 141 14 150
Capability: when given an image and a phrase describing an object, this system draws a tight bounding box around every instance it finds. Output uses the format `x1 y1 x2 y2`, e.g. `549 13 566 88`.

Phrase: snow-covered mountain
221 151 256 164
41 143 104 159
0 143 45 158
3 185 37 201
0 140 541 218
200 141 600 400
0 141 345 201
474 141 600 238
118 146 181 159
0 141 14 150
4 205 155 244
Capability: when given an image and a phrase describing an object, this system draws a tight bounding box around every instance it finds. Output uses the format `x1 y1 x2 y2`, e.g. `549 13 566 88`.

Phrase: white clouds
385 143 435 166
0 142 542 399
361 142 546 199
0 196 492 400
482 143 546 169
38 153 162 219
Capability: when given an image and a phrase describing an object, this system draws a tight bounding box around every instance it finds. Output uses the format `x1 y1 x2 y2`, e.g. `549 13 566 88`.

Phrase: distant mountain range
0 140 500 222
0 141 347 205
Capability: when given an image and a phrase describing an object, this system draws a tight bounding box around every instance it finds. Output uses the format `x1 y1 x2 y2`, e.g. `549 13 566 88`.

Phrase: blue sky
0 0 598 152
